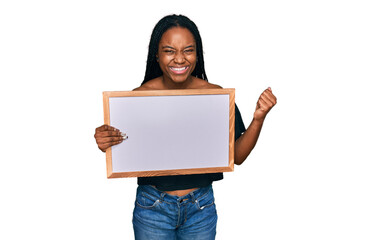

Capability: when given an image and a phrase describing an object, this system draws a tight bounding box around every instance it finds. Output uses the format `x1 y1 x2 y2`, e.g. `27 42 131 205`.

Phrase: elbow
234 151 251 165
234 157 244 166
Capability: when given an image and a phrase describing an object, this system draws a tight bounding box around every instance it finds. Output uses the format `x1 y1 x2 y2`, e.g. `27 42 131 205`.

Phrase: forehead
159 27 196 46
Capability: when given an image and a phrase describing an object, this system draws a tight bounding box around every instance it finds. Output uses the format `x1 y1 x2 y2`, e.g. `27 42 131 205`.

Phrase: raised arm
234 87 277 165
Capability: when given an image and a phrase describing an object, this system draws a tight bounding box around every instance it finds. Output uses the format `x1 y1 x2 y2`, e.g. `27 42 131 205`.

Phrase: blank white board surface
103 89 235 178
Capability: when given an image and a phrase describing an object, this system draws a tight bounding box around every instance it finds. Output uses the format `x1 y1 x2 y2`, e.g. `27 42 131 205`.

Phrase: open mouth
169 66 189 74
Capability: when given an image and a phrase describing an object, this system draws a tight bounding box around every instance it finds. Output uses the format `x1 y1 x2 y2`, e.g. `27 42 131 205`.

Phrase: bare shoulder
206 82 223 89
133 77 162 91
193 77 223 89
133 85 151 91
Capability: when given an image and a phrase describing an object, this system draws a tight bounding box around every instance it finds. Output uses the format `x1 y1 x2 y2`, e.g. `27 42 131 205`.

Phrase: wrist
252 117 265 125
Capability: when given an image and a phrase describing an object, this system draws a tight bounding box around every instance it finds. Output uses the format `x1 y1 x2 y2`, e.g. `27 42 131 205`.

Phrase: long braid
141 14 208 85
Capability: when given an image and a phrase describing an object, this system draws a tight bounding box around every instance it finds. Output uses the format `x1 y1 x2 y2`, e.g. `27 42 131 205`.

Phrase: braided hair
141 14 208 85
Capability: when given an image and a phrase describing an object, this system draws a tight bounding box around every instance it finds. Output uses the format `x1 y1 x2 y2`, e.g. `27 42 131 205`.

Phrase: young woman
94 14 276 240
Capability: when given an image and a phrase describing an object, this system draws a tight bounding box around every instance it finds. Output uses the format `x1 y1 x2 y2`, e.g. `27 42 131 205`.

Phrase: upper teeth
171 67 186 71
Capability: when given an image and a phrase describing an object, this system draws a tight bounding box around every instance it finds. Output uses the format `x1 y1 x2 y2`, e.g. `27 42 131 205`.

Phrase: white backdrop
1 0 370 239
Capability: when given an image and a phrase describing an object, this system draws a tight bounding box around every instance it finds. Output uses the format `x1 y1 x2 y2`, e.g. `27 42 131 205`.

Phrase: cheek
187 55 197 69
158 61 168 73
157 56 166 68
187 54 197 64
158 55 171 65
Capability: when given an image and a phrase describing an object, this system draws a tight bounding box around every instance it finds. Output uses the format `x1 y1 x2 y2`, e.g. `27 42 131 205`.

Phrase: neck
162 76 194 89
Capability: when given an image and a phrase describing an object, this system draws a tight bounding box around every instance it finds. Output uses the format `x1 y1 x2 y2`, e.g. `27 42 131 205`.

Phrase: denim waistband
136 185 213 204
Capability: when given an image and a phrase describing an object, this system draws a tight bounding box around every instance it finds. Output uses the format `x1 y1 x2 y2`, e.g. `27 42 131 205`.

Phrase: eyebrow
161 45 195 49
184 45 195 49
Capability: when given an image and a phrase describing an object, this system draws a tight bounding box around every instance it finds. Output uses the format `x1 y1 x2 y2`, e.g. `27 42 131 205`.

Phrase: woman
94 14 276 239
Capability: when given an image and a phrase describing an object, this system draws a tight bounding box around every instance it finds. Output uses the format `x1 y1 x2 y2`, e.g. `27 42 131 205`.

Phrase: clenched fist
94 125 127 152
254 87 277 121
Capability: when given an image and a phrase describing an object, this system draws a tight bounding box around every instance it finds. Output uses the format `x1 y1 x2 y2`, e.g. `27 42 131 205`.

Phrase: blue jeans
132 185 217 240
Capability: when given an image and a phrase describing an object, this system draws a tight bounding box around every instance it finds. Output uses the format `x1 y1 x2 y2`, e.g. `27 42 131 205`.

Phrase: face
157 27 197 84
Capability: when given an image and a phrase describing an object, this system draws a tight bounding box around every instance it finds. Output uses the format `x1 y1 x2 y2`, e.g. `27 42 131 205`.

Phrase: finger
257 98 269 111
95 125 120 133
99 140 124 152
268 89 277 103
95 130 124 138
267 89 276 98
95 125 110 132
96 136 124 144
262 89 277 103
261 91 276 106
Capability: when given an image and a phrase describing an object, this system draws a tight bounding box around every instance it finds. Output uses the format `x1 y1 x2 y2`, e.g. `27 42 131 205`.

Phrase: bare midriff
161 187 198 197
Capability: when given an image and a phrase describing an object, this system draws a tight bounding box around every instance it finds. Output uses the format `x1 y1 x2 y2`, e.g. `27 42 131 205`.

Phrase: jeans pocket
195 195 215 210
135 192 161 209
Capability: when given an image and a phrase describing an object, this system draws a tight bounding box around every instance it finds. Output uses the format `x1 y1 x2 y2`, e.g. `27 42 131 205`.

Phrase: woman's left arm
234 87 277 165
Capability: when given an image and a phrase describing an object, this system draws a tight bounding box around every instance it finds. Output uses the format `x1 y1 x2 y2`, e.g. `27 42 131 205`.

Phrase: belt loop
160 192 166 202
190 192 195 203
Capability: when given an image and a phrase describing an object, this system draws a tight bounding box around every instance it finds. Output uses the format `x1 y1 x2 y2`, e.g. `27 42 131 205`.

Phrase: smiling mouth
169 66 189 74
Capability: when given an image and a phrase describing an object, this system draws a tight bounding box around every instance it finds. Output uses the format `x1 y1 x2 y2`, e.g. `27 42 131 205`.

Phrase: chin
169 75 190 84
172 78 188 83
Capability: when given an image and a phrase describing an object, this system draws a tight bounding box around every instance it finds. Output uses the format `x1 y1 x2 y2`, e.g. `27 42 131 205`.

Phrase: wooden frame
103 88 235 178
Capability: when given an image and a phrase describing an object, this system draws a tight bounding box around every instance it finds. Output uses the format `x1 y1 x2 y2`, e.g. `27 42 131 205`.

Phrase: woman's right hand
94 125 127 152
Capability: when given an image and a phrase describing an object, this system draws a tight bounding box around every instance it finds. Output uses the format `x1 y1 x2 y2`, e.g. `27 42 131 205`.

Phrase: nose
174 51 185 64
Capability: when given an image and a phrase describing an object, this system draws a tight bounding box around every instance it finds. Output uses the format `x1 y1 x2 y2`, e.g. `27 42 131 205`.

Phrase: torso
136 76 222 196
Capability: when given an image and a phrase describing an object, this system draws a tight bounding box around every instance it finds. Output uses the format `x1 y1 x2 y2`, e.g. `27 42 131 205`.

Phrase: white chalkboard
103 89 235 178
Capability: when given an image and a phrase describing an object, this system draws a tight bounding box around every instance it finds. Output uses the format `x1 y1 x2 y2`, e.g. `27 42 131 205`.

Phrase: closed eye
163 49 175 54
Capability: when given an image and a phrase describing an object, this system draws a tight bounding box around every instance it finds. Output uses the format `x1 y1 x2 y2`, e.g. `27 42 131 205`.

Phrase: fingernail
123 135 128 140
121 133 126 137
